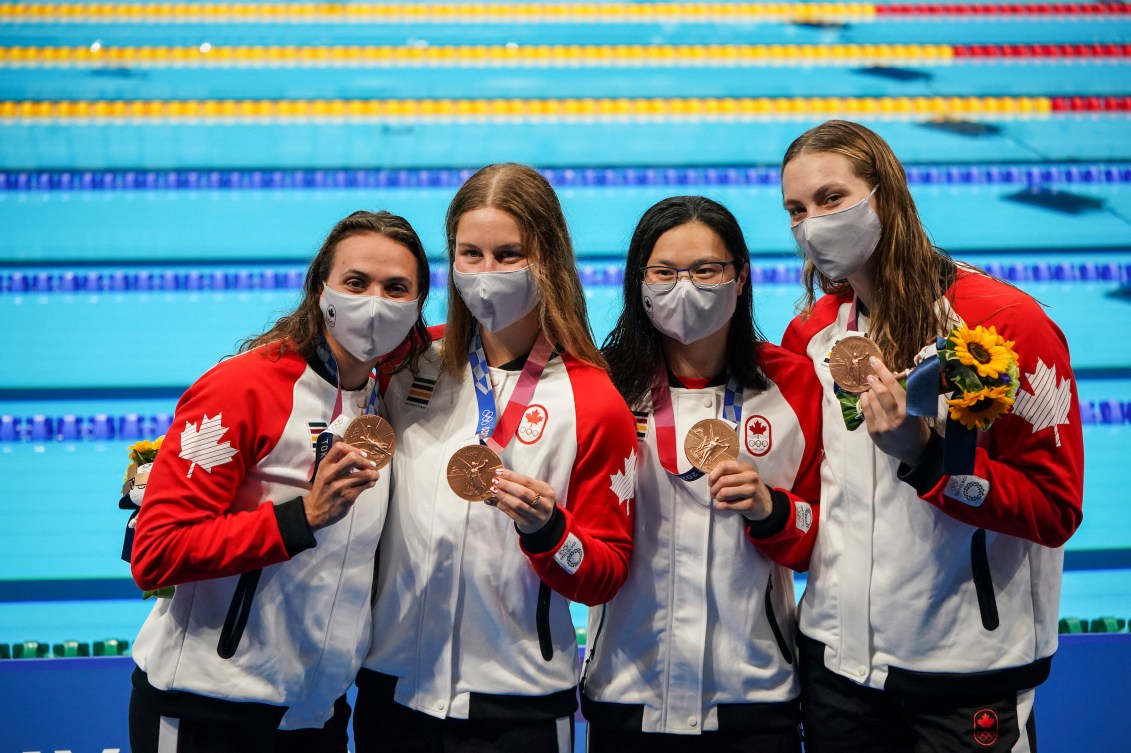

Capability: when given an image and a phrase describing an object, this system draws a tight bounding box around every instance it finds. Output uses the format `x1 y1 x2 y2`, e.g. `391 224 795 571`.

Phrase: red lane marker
1050 95 1131 112
876 2 1130 17
953 43 1131 58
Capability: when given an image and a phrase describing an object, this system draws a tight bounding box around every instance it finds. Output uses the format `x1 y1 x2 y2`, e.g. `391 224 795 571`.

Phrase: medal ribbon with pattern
311 337 390 479
468 330 555 453
649 361 743 481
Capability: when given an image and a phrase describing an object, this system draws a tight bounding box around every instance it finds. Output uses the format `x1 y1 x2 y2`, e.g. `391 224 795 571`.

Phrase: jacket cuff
897 432 946 496
518 505 566 554
274 497 317 557
746 489 792 539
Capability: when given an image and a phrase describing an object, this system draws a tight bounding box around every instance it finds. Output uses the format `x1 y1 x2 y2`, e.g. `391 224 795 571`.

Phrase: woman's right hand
304 441 380 530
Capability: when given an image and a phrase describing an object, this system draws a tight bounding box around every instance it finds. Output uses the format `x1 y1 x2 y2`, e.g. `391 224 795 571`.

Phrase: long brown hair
783 120 949 371
241 210 431 375
441 163 604 375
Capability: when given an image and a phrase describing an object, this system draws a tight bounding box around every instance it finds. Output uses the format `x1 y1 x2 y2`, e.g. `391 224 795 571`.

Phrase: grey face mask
792 188 881 281
641 279 738 345
319 285 419 362
452 266 542 333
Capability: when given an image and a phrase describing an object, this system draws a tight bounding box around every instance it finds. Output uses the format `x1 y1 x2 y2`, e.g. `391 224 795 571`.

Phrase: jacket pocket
970 529 1000 631
764 572 794 665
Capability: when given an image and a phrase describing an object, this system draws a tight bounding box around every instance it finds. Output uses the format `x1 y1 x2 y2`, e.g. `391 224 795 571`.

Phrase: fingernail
359 450 368 458
370 461 377 468
490 485 499 494
492 477 500 485
869 356 880 366
867 374 876 382
495 468 507 477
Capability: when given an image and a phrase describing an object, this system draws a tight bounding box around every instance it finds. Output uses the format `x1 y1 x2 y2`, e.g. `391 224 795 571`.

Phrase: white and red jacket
359 338 636 721
782 268 1084 695
580 344 822 735
131 344 388 729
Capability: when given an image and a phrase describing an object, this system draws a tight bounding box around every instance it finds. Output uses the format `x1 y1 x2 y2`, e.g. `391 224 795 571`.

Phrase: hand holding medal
305 438 382 530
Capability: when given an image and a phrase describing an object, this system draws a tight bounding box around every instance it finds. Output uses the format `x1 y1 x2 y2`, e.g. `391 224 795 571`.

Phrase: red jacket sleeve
519 357 636 606
745 344 824 571
131 350 307 591
899 273 1084 547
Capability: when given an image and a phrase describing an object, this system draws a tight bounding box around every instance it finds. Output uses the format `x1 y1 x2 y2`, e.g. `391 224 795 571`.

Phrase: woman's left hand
709 459 774 521
860 356 931 466
489 467 557 534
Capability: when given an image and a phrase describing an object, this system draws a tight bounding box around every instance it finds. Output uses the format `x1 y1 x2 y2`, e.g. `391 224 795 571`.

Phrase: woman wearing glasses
581 196 823 752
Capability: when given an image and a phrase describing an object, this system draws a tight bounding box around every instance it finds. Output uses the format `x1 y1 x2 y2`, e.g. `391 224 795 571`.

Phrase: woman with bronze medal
128 211 431 753
581 196 824 753
779 120 1084 752
353 164 637 753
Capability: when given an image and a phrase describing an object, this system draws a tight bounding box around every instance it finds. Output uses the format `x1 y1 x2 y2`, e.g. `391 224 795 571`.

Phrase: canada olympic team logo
744 415 772 457
516 404 549 445
973 709 999 746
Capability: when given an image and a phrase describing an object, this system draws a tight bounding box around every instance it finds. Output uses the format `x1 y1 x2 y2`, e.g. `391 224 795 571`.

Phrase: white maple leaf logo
179 413 238 478
609 450 636 515
1012 359 1073 447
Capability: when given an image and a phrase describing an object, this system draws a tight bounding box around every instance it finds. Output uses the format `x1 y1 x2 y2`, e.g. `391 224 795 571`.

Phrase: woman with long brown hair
354 163 637 753
129 210 430 753
780 120 1084 752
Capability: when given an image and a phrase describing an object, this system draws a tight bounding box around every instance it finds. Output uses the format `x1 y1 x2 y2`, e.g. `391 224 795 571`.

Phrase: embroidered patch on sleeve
609 450 636 516
553 533 585 575
794 501 814 533
944 475 990 507
179 413 238 478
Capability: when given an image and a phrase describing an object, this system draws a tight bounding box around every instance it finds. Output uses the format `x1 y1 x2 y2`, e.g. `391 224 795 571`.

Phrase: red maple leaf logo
976 712 995 729
525 409 544 425
748 419 768 436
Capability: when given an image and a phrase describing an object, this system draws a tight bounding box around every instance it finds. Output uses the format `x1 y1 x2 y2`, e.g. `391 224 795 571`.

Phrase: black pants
798 635 1037 753
586 722 801 753
129 667 350 753
353 684 574 753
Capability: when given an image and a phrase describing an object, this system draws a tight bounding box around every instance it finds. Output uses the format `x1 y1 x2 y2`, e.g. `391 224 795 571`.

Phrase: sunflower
127 435 165 466
947 385 1015 431
949 324 1014 380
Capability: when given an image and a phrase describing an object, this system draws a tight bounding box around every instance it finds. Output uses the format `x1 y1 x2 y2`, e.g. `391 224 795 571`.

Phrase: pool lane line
4 163 1131 192
5 95 1130 122
2 43 1128 68
4 259 1128 296
1 2 1127 25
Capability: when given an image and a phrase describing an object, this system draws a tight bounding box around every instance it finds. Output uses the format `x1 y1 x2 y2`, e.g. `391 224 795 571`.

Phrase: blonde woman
355 164 637 753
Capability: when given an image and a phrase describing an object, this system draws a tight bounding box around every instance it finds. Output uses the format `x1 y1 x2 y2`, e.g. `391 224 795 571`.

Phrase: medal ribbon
314 336 380 420
468 331 555 453
649 362 743 481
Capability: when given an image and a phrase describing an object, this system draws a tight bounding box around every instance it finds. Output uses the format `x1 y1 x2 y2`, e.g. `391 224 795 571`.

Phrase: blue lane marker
1 163 1130 192
2 398 1129 442
4 260 1129 295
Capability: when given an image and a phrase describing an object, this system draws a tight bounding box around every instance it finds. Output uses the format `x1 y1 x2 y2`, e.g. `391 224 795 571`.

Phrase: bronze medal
446 445 503 502
342 415 396 471
683 418 739 473
829 335 883 393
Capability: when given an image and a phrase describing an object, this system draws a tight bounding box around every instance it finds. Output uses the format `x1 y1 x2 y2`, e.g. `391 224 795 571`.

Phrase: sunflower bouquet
940 323 1020 431
120 436 174 599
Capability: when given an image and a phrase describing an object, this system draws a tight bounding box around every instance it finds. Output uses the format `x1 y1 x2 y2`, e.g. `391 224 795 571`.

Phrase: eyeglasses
640 261 735 292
